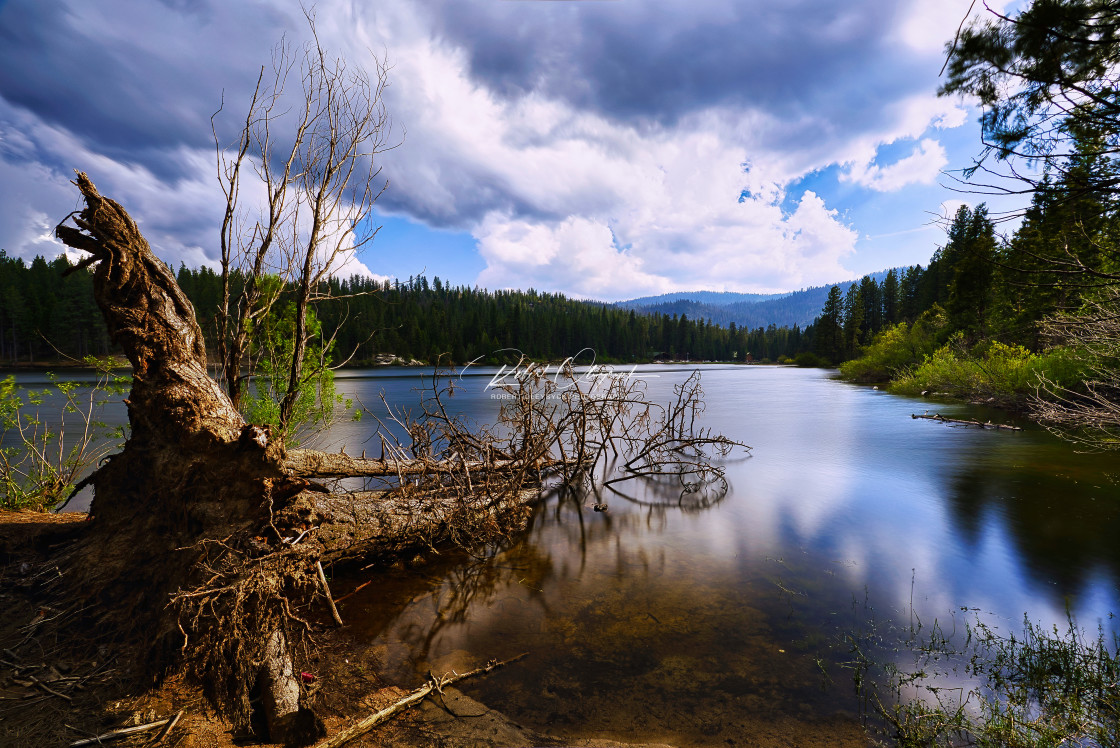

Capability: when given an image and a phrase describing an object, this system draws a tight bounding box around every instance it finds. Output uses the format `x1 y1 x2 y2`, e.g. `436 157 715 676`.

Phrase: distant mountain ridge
619 290 790 307
614 269 897 329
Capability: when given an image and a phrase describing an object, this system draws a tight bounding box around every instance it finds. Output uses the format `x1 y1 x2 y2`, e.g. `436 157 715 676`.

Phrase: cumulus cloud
843 138 948 191
0 0 978 298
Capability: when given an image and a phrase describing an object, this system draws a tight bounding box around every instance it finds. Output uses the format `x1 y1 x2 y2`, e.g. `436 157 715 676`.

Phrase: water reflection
326 365 1120 745
13 364 1119 743
941 449 1120 606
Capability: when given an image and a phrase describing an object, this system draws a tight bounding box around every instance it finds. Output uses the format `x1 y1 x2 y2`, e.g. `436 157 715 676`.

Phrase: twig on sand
68 713 179 747
311 653 529 748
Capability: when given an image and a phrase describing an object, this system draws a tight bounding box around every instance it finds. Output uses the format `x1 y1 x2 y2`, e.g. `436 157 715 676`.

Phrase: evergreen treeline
809 263 929 365
0 251 111 363
179 272 810 365
812 164 1118 372
0 253 813 366
811 142 1120 395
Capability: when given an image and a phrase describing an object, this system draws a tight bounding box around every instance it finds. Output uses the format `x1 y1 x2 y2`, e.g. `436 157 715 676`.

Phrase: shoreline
0 509 684 748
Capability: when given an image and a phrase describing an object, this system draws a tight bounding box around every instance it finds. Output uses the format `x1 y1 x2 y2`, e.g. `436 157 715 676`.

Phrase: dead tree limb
69 713 180 747
315 561 344 626
311 653 528 748
284 449 564 478
912 413 1022 430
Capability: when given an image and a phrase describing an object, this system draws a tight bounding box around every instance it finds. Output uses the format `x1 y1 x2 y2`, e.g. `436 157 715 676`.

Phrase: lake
327 364 1120 745
10 363 1120 744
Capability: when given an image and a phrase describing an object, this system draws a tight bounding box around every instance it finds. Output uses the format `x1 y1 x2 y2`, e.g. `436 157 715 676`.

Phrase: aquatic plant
846 610 1119 747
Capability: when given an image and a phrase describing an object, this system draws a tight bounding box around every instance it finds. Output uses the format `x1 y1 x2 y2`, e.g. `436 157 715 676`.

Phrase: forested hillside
0 256 813 366
615 290 787 308
621 271 895 330
185 272 810 365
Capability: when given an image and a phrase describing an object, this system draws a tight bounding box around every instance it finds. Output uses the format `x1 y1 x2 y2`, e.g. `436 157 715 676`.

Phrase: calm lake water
10 364 1120 744
328 364 1120 746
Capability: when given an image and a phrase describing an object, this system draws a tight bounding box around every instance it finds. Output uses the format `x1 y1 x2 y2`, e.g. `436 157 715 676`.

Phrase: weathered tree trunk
52 173 546 746
55 173 323 745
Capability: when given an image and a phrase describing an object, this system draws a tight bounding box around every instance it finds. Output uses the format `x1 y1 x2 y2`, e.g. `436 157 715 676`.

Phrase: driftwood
912 413 1022 431
311 654 528 748
69 711 182 747
285 449 563 478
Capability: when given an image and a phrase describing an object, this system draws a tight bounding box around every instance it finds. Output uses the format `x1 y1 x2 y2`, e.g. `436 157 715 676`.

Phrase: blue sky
0 0 1028 301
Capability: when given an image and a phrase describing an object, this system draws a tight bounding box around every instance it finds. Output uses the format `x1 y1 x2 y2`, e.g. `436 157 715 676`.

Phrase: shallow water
327 365 1120 745
13 363 1120 744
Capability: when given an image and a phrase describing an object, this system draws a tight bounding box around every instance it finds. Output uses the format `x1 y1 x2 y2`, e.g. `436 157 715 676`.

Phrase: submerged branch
311 653 528 748
911 413 1022 430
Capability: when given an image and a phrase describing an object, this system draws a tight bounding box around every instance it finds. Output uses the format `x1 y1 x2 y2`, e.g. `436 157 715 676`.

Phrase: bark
284 448 562 478
50 173 542 747
313 488 539 567
53 173 318 746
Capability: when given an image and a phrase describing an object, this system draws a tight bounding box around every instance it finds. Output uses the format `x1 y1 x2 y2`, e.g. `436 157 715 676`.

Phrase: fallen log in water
911 413 1021 430
310 486 542 567
284 449 568 478
47 171 747 748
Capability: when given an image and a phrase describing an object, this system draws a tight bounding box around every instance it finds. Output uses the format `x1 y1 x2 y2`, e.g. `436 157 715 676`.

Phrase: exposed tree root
47 173 747 746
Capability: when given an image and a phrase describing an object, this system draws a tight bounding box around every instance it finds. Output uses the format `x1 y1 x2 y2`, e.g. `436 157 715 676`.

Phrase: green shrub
841 306 948 383
0 358 128 511
794 351 827 368
889 335 1085 406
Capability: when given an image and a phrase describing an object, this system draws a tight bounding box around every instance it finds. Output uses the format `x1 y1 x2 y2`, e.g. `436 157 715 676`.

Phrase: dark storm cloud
423 0 924 129
0 0 972 294
0 0 291 182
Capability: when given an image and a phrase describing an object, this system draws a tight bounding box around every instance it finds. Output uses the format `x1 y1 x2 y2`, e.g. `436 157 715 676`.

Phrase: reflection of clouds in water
334 363 1120 742
283 364 1120 664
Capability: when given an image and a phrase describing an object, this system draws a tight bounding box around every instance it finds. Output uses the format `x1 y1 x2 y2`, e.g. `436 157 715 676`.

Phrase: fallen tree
35 173 748 746
911 413 1022 430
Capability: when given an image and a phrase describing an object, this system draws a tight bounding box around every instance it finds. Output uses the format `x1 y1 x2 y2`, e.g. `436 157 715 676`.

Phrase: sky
0 0 1025 302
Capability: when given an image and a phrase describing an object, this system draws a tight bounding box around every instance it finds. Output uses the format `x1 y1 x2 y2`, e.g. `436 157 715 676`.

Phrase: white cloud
897 0 1013 54
843 138 948 192
476 214 669 299
359 16 863 299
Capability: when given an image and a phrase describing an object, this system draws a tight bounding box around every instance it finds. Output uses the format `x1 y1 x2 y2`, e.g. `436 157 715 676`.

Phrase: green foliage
793 351 827 367
850 611 1119 747
0 356 128 511
840 306 949 383
241 299 344 446
889 336 1083 406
